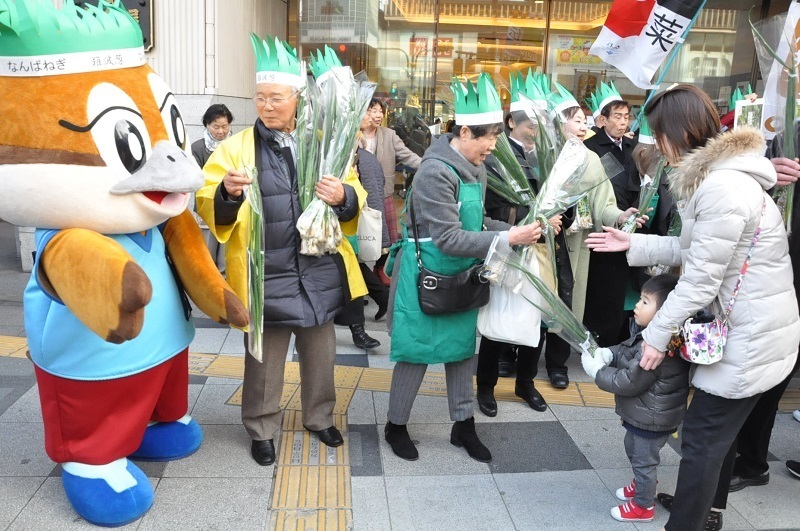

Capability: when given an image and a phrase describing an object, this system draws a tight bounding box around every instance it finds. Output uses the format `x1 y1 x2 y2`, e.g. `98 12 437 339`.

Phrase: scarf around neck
204 128 230 153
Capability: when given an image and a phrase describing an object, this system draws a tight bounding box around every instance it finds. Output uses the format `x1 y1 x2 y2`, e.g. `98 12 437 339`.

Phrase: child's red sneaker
611 500 654 522
615 479 635 501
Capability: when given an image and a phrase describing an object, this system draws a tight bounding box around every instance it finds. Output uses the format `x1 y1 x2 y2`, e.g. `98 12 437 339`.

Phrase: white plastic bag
477 249 542 347
357 205 382 262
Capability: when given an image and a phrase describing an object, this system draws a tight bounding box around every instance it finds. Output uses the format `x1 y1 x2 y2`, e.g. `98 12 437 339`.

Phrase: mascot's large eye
114 120 147 173
82 83 153 177
149 73 188 152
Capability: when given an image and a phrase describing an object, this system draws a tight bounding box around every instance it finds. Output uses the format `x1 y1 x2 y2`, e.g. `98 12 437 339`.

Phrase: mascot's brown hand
40 229 152 343
162 210 249 328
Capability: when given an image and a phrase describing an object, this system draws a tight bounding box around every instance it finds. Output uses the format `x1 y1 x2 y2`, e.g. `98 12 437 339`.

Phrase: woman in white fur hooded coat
587 84 800 531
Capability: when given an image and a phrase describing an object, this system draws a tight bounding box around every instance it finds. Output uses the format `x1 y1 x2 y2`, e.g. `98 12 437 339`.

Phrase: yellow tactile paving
780 388 800 412
576 382 617 408
202 354 244 379
355 367 392 392
281 412 347 433
270 509 351 531
277 429 349 466
272 465 351 509
0 336 27 357
187 352 216 375
333 365 363 388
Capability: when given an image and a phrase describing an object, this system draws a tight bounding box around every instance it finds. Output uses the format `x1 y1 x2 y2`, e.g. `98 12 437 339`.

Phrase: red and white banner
589 0 704 89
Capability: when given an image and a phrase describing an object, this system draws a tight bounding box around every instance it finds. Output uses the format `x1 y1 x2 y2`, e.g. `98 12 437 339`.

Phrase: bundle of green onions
621 156 666 233
244 167 264 362
752 9 797 235
482 236 600 357
486 132 536 207
295 46 377 256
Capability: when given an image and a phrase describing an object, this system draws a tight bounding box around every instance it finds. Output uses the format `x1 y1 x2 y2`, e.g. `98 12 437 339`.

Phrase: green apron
389 168 485 365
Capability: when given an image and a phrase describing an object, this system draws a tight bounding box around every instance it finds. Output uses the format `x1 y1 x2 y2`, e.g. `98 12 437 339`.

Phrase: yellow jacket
196 127 368 325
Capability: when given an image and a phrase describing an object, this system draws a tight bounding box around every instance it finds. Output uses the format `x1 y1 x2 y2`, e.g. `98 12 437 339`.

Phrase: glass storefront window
290 0 782 128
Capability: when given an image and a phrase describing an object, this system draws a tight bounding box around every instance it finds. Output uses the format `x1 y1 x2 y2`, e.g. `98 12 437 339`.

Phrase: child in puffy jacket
582 274 689 523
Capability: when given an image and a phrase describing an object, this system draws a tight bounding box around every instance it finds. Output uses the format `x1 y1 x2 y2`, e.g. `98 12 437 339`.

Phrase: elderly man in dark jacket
582 274 689 523
198 36 360 468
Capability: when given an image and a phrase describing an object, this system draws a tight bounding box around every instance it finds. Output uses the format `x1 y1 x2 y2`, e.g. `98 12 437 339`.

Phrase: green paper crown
587 80 623 119
309 45 343 81
548 82 580 118
251 33 304 88
637 113 654 145
451 73 502 126
0 0 145 77
529 71 551 98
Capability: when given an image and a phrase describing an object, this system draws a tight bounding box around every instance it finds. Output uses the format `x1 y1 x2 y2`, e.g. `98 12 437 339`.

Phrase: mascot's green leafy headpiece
0 0 145 77
251 33 304 89
451 73 502 126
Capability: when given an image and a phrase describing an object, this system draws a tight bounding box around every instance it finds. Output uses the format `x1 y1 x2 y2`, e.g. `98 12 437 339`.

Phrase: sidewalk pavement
0 221 799 531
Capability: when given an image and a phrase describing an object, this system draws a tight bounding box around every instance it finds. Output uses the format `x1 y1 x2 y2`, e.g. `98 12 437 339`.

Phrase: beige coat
369 126 422 198
565 150 623 320
628 128 800 399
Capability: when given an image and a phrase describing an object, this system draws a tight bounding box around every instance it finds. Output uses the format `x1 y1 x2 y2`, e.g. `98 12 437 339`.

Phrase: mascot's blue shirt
24 228 195 381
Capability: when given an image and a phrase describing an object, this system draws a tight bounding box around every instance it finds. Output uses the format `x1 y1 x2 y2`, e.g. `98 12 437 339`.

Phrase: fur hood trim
668 127 769 201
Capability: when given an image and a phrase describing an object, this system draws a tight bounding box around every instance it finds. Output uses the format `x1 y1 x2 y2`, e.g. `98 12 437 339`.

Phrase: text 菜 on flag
589 0 704 90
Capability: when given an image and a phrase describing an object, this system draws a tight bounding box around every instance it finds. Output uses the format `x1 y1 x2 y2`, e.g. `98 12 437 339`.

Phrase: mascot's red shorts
34 348 189 464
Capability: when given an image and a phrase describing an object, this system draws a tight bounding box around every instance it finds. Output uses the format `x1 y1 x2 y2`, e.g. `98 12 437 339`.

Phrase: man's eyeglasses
253 92 297 108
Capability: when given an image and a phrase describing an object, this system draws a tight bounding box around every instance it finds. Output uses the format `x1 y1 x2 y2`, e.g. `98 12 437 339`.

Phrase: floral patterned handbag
678 197 765 365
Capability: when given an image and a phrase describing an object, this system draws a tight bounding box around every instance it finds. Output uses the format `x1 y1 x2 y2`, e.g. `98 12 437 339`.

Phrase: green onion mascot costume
383 74 517 463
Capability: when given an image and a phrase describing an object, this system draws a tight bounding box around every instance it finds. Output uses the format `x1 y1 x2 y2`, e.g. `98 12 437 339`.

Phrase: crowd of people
193 34 800 531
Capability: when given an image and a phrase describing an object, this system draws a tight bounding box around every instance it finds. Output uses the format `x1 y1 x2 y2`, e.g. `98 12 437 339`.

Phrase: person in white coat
586 84 800 531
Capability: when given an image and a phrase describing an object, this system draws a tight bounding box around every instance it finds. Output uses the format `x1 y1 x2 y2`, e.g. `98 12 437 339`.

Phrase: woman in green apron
383 74 542 463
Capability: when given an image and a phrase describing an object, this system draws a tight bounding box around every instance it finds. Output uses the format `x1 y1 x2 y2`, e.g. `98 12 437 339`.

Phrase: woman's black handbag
409 192 489 315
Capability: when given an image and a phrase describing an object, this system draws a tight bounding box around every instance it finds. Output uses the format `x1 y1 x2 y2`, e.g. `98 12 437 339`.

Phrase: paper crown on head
728 85 752 110
586 80 623 119
548 82 580 118
251 33 304 88
451 73 503 126
529 71 551 98
636 113 654 145
0 0 145 78
509 70 547 112
309 45 345 83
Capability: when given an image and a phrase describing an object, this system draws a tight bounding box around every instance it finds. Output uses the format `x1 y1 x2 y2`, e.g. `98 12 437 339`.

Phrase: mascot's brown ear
41 229 152 343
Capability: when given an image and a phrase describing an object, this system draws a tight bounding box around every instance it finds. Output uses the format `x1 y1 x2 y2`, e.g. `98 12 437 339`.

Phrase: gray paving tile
351 476 391 531
187 383 203 414
0 477 45 529
348 424 383 477
334 326 369 354
549 403 620 421
0 305 25 326
481 421 592 473
0 384 42 422
0 422 55 476
7 476 155 530
203 376 243 385
373 391 454 424
188 327 228 354
378 423 491 476
385 474 511 530
347 390 377 425
594 466 680 529
727 469 800 529
187 375 207 385
220 328 246 356
0 356 35 377
188 384 242 424
496 470 636 530
163 424 271 478
364 352 397 370
561 419 682 469
474 395 559 423
138 477 271 531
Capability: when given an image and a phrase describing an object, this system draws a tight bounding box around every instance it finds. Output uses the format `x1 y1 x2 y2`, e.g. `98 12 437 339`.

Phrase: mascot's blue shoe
130 415 203 461
62 458 153 527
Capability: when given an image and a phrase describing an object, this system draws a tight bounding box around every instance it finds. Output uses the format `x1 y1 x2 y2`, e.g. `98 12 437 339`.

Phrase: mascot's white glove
581 348 613 380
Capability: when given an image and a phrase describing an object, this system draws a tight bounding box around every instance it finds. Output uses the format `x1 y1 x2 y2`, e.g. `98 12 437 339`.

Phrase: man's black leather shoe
477 388 498 417
549 371 569 389
728 472 769 492
515 381 547 412
350 324 381 349
305 425 344 447
251 439 276 466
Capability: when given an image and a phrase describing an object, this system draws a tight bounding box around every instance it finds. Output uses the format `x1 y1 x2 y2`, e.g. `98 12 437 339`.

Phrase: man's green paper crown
637 113 654 145
587 80 623 119
529 70 551 98
510 69 547 107
451 73 502 126
548 81 580 118
309 45 343 80
0 0 142 57
251 33 304 88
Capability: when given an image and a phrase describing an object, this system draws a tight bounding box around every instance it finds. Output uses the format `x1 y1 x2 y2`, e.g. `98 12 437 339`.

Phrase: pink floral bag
679 198 766 365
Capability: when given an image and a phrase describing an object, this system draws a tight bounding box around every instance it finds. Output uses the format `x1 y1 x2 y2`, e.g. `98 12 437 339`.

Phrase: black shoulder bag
408 189 490 315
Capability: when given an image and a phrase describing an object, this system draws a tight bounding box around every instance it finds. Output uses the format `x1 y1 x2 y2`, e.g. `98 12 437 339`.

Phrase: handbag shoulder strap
722 196 766 324
407 162 461 269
